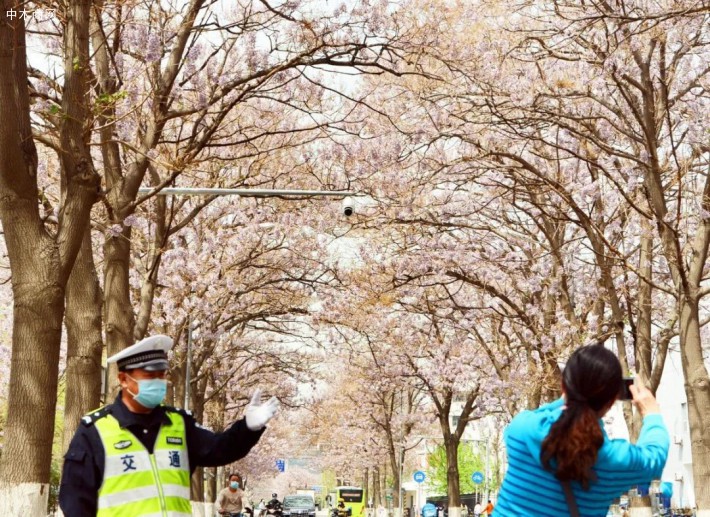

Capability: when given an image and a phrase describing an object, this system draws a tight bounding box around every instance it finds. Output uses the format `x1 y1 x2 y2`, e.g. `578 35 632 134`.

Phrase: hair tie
566 394 588 406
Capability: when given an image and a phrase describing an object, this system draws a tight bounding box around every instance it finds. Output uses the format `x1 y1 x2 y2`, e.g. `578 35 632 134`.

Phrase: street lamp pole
184 314 192 409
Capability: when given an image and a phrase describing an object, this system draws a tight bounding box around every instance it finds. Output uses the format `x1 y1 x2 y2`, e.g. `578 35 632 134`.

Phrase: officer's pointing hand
245 389 279 431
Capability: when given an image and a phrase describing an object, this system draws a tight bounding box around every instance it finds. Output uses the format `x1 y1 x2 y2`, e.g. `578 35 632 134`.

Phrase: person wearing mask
59 335 279 516
494 344 669 516
217 473 245 516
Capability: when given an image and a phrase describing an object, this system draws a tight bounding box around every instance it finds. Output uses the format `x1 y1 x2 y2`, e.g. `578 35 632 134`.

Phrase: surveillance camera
342 198 354 216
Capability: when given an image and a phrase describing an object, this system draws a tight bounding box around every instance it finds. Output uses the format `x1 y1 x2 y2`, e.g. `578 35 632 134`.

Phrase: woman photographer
494 344 669 516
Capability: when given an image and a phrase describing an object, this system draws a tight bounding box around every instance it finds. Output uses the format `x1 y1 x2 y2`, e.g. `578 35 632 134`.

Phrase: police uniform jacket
59 393 264 516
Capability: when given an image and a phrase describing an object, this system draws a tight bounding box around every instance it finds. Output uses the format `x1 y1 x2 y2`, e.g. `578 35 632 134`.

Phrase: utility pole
184 313 192 409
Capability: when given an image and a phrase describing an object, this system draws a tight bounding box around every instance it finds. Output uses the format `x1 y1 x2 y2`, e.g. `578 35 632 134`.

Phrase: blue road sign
413 470 426 483
276 459 286 472
471 471 484 484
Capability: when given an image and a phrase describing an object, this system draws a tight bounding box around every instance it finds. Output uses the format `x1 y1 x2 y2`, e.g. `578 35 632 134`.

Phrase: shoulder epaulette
81 406 111 427
163 405 193 418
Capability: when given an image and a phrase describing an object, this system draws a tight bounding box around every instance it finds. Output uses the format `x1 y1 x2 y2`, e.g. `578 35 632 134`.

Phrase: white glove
245 389 279 431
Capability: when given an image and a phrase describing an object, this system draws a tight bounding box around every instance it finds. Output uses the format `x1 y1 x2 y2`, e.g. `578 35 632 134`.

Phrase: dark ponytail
540 344 623 489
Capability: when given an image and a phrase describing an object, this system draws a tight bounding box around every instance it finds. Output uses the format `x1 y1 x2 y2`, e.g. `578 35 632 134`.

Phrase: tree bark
189 363 210 502
205 467 217 506
382 463 388 509
627 231 655 441
363 468 369 509
134 184 167 340
373 467 380 507
678 296 710 513
0 0 98 508
443 437 461 508
103 227 136 391
389 442 401 510
62 228 104 453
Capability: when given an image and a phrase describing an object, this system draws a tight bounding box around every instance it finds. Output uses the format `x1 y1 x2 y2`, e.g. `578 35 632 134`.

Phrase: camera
342 197 354 216
620 376 635 401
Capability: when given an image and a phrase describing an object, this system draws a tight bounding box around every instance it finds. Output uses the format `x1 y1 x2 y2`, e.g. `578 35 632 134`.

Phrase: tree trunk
382 463 388 509
192 469 205 504
444 437 461 508
389 446 401 510
630 231 654 442
373 467 380 507
0 238 63 511
62 229 104 453
363 468 369 508
0 0 98 509
205 391 226 509
678 296 710 514
189 367 210 502
134 190 167 340
103 227 136 391
205 467 217 506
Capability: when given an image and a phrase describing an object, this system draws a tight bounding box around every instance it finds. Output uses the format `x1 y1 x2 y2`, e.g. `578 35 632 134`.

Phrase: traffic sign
471 471 484 484
413 470 426 483
276 459 286 472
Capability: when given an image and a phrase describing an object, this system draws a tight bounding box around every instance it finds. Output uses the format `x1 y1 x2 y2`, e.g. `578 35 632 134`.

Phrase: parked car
283 495 317 517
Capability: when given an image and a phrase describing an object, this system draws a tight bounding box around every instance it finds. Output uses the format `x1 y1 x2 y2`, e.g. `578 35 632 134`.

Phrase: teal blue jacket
494 398 669 516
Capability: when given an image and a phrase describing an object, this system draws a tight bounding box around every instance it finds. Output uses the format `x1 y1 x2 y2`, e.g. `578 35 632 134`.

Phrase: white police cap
107 334 173 371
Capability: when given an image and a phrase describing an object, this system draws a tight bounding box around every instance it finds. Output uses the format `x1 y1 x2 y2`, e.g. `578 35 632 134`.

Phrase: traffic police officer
59 335 279 516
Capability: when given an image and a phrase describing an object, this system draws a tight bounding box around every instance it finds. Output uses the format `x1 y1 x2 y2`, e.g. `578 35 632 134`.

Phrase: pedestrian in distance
494 344 669 516
473 502 482 517
59 334 279 516
483 501 493 516
217 473 245 516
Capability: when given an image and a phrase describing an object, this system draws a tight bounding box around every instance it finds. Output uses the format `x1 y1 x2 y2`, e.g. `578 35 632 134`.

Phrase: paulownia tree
0 0 99 508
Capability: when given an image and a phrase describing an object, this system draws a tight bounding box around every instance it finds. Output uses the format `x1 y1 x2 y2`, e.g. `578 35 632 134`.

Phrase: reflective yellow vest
93 409 192 516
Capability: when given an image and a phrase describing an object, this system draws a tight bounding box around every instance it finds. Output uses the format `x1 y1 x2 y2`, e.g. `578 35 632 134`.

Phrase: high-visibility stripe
101 470 190 494
98 486 162 509
139 512 192 517
138 514 190 517
98 484 191 508
92 408 191 516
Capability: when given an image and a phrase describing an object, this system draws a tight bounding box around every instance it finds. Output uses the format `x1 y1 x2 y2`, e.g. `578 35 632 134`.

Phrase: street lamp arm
137 187 357 197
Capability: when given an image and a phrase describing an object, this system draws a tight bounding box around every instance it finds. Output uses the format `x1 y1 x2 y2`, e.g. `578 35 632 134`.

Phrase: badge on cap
107 335 173 371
